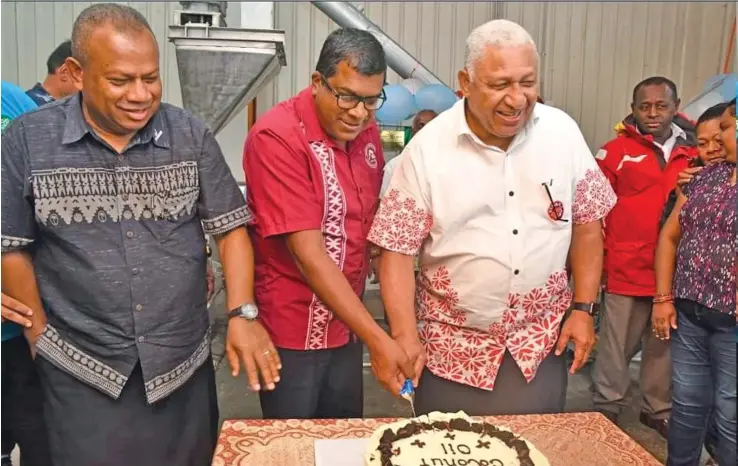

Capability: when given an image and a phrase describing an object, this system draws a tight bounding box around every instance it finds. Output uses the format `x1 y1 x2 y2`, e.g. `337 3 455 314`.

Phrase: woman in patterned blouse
652 99 736 466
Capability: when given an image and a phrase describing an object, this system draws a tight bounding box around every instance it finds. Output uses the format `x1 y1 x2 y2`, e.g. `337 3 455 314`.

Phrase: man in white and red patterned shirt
368 19 617 415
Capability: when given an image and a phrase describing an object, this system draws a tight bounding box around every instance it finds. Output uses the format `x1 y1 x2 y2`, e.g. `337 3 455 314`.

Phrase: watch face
241 304 258 319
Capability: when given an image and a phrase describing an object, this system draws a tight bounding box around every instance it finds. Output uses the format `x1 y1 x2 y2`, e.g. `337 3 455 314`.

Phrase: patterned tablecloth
213 412 662 466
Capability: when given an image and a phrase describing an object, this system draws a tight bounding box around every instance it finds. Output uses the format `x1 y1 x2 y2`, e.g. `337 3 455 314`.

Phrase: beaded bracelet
653 293 674 304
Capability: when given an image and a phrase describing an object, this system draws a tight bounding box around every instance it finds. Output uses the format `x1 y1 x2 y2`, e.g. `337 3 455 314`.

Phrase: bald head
71 3 154 65
411 109 438 136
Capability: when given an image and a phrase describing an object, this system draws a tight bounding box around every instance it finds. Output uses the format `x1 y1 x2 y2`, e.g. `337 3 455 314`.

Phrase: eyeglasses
542 183 568 223
321 75 386 111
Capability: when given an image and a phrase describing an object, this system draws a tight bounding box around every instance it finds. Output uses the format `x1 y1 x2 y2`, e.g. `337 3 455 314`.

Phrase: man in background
1 81 51 466
26 40 77 106
592 76 696 437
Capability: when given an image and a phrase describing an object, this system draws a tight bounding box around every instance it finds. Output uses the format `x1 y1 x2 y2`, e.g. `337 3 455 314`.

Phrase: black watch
572 302 598 317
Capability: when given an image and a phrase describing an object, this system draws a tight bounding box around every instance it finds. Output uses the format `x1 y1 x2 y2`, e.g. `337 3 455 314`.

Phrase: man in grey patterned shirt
1 4 279 465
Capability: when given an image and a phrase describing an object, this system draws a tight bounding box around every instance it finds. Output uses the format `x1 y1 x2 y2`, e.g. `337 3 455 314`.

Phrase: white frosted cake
365 411 549 466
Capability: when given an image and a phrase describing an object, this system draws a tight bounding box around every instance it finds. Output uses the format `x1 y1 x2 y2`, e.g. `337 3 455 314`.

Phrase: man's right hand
677 166 702 186
368 335 416 396
1 292 33 328
226 318 282 392
394 333 426 387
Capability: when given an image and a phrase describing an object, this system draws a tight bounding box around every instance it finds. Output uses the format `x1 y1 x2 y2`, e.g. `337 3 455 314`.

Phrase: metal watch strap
571 302 597 316
228 303 258 320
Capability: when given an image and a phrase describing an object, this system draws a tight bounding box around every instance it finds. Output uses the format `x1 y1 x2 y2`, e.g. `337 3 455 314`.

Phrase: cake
364 411 549 466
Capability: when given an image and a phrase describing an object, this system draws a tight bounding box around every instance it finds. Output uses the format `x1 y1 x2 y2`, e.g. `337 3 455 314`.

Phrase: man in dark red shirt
242 28 415 419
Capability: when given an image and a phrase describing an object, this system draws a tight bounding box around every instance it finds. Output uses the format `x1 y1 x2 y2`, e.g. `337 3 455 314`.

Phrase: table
213 412 662 466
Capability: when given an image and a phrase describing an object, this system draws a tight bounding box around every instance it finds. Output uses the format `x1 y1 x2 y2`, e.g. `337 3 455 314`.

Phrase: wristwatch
228 303 259 321
571 302 598 317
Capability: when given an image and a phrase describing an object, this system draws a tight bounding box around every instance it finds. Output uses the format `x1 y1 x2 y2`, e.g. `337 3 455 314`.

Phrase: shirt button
126 231 134 239
513 229 518 235
138 336 145 343
135 304 143 312
514 269 520 275
509 191 514 197
132 268 140 275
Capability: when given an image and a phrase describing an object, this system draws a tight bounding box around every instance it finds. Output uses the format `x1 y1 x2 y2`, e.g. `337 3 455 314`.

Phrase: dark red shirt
243 87 384 350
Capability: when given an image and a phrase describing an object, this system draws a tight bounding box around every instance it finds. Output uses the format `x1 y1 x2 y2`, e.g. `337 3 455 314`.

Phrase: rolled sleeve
242 129 323 238
197 128 252 236
368 144 433 256
571 129 618 225
1 122 36 252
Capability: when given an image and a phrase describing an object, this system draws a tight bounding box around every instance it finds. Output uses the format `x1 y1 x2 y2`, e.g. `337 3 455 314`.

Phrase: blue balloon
376 84 416 124
414 84 459 114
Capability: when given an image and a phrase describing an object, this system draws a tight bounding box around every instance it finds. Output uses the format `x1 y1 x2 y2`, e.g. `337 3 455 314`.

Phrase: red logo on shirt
365 143 378 169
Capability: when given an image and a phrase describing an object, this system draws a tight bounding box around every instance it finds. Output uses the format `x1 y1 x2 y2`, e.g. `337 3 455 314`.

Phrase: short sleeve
242 129 322 237
570 127 618 225
1 121 37 252
380 155 400 197
367 144 433 255
197 128 252 236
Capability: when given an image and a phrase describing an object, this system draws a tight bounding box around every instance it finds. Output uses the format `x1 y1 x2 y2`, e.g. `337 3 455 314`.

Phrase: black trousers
1 336 52 466
37 355 219 466
259 339 364 419
415 350 568 416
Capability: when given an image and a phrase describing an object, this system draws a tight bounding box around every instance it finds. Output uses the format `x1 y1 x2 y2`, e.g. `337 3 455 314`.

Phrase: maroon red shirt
243 87 384 350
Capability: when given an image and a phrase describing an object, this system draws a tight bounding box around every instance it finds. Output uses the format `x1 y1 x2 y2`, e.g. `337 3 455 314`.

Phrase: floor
208 289 674 464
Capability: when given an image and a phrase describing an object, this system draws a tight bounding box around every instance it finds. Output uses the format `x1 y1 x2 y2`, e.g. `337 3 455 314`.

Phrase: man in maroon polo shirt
242 28 415 419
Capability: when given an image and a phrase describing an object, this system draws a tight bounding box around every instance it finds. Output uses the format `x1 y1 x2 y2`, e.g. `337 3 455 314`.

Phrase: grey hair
464 19 538 79
315 28 387 78
71 3 154 64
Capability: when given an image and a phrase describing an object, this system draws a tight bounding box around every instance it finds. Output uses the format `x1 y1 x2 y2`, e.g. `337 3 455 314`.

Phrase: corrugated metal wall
2 2 735 170
256 1 736 150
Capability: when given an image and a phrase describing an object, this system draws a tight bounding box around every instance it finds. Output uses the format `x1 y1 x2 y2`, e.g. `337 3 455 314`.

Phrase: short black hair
632 76 679 103
47 40 72 74
727 98 736 116
728 98 736 106
696 103 728 129
71 3 153 64
315 28 386 79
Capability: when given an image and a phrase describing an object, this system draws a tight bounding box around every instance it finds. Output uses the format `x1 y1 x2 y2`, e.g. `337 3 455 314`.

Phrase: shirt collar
635 122 686 143
62 93 170 149
295 86 332 144
29 83 55 103
454 98 540 152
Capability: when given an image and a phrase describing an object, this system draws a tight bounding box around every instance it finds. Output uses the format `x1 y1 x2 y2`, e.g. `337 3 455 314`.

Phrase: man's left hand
555 311 595 374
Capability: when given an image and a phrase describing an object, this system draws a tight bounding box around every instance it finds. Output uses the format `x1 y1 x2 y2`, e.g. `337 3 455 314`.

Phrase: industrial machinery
168 1 287 135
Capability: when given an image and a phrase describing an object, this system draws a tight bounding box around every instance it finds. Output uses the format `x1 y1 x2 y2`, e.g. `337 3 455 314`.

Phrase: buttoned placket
112 145 147 347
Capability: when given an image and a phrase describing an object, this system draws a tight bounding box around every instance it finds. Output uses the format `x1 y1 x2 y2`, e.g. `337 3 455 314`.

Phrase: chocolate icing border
376 417 534 466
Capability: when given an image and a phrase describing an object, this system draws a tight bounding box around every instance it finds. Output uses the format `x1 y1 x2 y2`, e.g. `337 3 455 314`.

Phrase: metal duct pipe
311 1 447 87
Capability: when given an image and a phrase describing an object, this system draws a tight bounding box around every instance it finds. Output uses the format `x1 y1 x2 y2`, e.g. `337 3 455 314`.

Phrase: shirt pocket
144 185 201 242
530 182 572 230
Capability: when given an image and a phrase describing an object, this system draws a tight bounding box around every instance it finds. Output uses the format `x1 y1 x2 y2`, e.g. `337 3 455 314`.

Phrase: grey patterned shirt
1 94 251 403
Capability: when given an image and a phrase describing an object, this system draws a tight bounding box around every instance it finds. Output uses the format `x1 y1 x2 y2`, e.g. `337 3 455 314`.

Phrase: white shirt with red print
368 99 617 391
